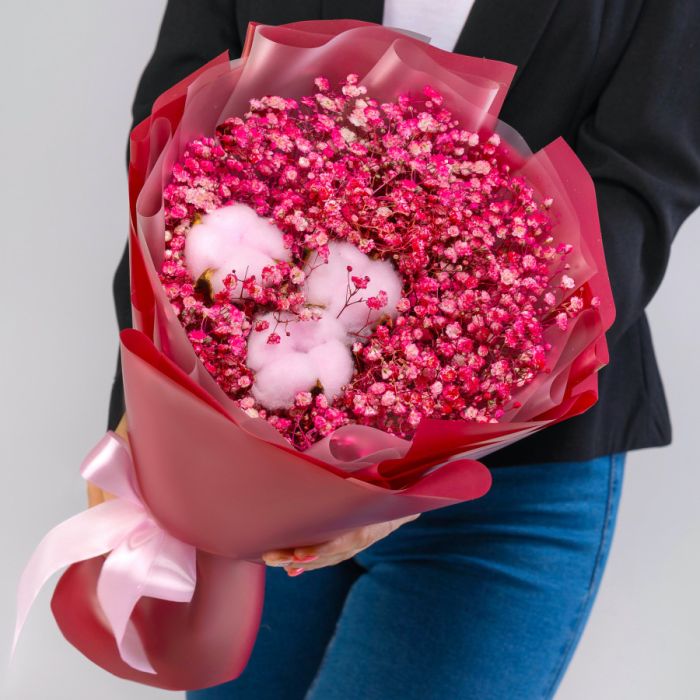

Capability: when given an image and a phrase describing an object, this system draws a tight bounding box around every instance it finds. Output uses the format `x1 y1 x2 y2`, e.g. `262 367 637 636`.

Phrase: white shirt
382 0 477 52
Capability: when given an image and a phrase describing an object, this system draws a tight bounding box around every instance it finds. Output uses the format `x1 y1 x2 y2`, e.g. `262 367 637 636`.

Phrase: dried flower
159 74 590 449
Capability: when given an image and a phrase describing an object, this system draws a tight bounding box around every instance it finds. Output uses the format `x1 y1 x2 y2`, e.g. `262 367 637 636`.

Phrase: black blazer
108 0 700 467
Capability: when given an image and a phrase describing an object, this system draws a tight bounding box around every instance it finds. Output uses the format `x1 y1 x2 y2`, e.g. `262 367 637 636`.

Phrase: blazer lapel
454 0 562 90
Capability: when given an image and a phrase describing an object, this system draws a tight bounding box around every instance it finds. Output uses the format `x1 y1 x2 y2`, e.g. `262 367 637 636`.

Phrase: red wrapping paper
49 20 615 690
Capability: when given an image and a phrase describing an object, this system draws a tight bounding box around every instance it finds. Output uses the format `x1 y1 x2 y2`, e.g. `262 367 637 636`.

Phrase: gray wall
1 2 698 698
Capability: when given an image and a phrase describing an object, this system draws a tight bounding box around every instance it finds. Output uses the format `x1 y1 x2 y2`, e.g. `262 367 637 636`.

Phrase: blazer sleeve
107 0 243 431
573 0 700 351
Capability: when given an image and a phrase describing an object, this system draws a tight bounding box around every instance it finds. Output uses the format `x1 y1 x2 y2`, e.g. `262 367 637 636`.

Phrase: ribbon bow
12 431 197 674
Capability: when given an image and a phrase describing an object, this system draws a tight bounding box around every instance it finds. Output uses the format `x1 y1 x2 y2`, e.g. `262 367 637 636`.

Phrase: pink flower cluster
159 74 594 450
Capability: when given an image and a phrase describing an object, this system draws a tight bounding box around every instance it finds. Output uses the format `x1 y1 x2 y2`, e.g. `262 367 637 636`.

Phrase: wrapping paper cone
48 328 491 689
120 328 492 557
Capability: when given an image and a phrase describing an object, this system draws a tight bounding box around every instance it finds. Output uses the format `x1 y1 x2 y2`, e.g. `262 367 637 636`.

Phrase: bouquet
13 20 614 691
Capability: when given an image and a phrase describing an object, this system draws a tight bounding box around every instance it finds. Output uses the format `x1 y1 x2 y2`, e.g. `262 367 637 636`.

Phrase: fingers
115 412 129 440
261 548 297 566
261 513 422 575
284 553 345 574
261 534 352 575
298 528 368 558
86 481 104 508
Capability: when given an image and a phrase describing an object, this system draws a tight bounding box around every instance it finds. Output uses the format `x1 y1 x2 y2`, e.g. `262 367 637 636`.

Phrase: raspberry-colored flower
159 74 591 449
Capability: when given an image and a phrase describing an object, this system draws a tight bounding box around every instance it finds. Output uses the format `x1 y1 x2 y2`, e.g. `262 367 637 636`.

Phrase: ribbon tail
141 532 197 602
11 499 144 661
96 523 197 674
121 619 155 674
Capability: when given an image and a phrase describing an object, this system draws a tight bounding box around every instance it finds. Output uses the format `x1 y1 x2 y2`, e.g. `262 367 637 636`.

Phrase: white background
1 2 698 698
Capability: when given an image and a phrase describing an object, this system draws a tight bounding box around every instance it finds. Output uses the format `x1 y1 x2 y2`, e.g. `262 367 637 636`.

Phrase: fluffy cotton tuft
184 202 290 295
246 312 348 371
247 241 402 411
248 312 355 409
250 352 320 410
304 241 403 333
250 341 354 410
307 340 355 401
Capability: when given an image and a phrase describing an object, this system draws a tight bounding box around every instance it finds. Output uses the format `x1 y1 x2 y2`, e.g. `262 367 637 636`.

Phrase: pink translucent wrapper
49 20 614 690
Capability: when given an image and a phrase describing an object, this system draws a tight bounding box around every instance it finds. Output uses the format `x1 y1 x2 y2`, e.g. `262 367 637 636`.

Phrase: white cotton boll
303 250 353 314
246 311 348 371
251 353 319 410
250 340 355 410
308 340 355 402
345 256 403 330
287 314 348 351
246 311 355 410
243 241 402 413
305 241 403 334
184 221 241 281
205 203 290 260
184 202 290 285
246 312 293 371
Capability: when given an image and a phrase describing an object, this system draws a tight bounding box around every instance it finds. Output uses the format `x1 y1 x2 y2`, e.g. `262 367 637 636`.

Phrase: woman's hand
86 413 127 507
261 513 422 576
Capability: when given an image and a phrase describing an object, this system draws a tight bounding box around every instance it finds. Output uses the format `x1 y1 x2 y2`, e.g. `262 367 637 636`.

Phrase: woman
93 1 700 697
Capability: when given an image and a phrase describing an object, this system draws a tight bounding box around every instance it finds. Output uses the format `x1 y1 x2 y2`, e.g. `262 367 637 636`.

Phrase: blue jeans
187 452 626 699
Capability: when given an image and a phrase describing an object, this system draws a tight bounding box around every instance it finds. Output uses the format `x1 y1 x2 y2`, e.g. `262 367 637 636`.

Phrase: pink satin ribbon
11 431 197 674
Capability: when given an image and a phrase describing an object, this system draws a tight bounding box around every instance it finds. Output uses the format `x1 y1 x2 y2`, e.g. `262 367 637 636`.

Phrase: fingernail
287 567 305 577
263 557 293 566
293 553 319 562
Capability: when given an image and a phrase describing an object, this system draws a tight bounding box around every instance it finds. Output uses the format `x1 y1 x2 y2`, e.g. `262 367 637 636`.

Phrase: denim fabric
187 452 626 700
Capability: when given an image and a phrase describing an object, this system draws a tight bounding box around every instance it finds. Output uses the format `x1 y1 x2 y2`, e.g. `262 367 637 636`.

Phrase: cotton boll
305 241 403 333
204 203 290 260
184 220 241 281
244 242 401 414
308 340 355 402
184 202 290 285
342 255 403 332
303 249 354 314
250 340 355 410
287 314 347 352
246 311 348 371
246 312 294 371
251 352 319 410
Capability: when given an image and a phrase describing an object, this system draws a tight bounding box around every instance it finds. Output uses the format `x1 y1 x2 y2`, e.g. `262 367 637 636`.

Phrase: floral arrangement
159 74 597 450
